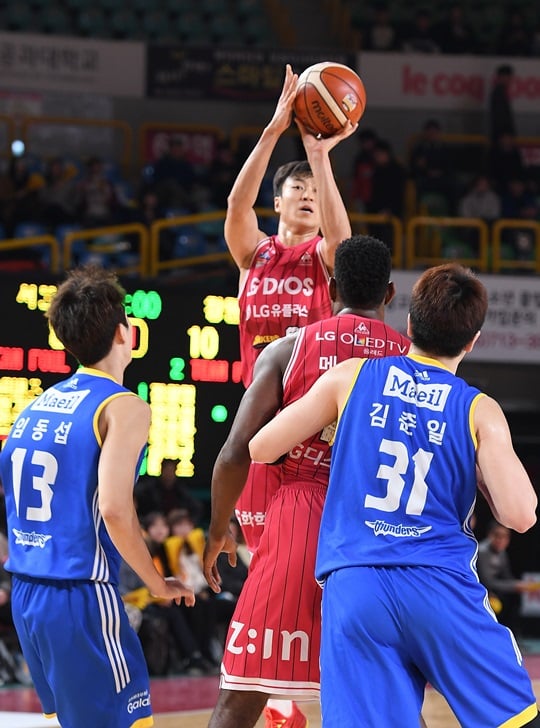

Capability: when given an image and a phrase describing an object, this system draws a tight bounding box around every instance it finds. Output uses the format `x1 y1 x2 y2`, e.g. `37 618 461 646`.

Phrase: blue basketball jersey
0 368 140 585
316 354 484 582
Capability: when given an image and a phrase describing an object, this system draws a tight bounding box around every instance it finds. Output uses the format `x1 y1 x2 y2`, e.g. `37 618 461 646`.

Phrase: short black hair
272 160 312 196
46 264 127 366
334 235 392 308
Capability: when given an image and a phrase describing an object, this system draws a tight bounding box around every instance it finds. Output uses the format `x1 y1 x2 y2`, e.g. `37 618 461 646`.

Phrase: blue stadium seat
13 222 47 239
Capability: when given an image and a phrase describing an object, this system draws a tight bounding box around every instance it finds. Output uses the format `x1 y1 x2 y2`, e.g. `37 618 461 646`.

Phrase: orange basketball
293 61 367 138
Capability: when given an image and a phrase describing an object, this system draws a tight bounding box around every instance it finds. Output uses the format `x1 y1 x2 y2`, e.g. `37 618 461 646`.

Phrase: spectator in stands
361 2 400 51
75 156 119 228
458 174 501 223
119 519 212 677
477 521 534 636
435 2 477 54
129 187 175 259
501 177 538 220
150 134 197 211
401 8 440 53
350 128 378 212
205 138 241 210
165 509 223 667
497 9 533 57
500 177 539 261
489 65 516 148
488 132 525 196
369 140 406 218
134 458 204 521
0 154 44 237
38 157 78 230
409 119 455 214
141 511 217 674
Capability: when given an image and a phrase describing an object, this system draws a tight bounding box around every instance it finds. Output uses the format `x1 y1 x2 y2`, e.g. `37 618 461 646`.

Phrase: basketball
293 62 366 138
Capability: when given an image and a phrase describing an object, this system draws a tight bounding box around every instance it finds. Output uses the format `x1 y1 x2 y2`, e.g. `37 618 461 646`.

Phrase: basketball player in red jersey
204 236 426 728
227 68 356 725
228 63 356 556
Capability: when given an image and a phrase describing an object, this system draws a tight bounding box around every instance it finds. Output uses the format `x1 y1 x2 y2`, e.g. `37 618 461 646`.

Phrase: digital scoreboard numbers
0 274 244 488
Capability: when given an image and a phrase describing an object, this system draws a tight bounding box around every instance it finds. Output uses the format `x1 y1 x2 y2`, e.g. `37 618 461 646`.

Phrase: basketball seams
294 61 366 138
307 75 349 126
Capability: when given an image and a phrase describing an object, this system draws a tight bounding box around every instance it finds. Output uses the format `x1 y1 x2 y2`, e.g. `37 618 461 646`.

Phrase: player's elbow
508 511 537 534
248 435 274 464
500 506 537 534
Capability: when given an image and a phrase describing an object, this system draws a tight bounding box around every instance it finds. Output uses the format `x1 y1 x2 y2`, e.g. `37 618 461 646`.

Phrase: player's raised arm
475 395 537 533
98 395 195 605
224 64 298 273
298 117 356 274
204 337 293 592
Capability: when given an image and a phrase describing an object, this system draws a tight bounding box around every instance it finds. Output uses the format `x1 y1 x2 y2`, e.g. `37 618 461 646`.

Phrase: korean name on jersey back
383 365 451 411
30 387 91 414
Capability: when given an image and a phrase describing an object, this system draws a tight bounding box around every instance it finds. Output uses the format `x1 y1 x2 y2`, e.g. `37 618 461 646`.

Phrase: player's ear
464 330 481 353
384 280 396 305
273 195 281 213
406 313 412 337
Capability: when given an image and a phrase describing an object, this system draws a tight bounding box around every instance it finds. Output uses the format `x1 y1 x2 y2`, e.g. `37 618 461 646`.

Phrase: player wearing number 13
0 265 194 728
250 263 540 727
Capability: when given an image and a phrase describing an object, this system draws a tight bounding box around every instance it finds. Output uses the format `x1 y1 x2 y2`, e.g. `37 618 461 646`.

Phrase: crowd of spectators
356 2 540 57
1 109 539 272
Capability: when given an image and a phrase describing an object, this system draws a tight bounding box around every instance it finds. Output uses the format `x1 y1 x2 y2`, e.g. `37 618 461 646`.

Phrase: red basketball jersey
238 235 331 387
221 313 410 698
281 313 411 486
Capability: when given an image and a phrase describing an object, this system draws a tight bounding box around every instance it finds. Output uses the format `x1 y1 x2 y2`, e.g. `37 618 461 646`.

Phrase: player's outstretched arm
249 357 358 464
297 117 356 273
475 395 537 533
98 395 195 606
224 64 298 273
204 338 293 592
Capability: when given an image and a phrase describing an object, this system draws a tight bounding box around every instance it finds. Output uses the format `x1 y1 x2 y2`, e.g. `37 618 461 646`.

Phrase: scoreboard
0 272 244 488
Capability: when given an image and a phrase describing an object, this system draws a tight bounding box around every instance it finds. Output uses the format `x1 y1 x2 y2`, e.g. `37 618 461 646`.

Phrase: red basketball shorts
223 481 326 700
235 461 282 553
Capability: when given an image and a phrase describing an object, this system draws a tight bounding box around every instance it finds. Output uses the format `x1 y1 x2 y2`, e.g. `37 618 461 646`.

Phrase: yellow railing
491 220 540 275
350 213 404 269
0 235 61 273
2 214 540 277
148 208 277 278
405 217 489 271
63 224 149 276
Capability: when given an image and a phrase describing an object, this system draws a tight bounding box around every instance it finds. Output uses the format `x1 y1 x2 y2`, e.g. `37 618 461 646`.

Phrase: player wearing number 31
250 263 540 728
0 265 194 728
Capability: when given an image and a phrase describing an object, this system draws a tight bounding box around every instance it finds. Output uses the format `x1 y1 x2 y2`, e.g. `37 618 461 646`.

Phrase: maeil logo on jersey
31 387 91 414
246 276 314 297
383 365 451 411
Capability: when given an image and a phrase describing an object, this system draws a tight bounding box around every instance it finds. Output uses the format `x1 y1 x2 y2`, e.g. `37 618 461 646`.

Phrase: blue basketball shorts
12 575 153 728
320 565 538 728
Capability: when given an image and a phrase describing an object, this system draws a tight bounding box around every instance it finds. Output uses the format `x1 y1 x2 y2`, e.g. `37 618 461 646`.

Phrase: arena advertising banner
359 52 540 112
0 32 145 97
386 271 540 364
145 47 356 100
